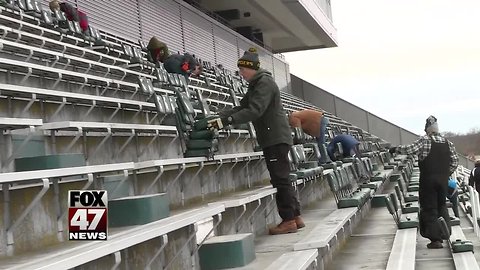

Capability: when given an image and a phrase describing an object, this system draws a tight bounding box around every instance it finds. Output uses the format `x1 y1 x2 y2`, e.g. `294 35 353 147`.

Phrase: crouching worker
49 0 89 33
209 48 304 235
147 37 202 79
163 52 202 79
328 134 370 178
327 134 361 161
288 109 331 164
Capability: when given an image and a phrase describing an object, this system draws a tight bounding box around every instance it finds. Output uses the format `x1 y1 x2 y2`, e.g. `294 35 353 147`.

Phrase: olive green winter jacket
220 69 292 149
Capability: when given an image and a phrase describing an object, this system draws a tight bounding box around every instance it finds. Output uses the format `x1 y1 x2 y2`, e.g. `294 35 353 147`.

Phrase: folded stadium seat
325 171 371 208
133 46 154 67
24 0 42 18
303 142 322 161
174 90 220 159
0 0 20 11
40 10 58 30
137 77 155 97
290 145 323 180
394 185 419 214
66 20 84 38
396 174 419 202
291 127 323 166
398 172 419 192
292 127 306 145
84 26 106 46
287 151 299 182
192 88 212 119
153 65 170 85
16 0 26 11
51 9 69 29
350 159 381 191
122 44 141 65
385 193 419 229
138 77 175 123
167 73 179 87
139 39 147 50
130 46 143 63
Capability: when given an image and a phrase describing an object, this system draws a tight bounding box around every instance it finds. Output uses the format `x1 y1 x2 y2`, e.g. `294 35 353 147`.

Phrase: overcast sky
284 0 480 135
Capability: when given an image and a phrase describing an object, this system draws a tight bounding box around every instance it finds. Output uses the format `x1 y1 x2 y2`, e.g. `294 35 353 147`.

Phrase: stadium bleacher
0 1 478 270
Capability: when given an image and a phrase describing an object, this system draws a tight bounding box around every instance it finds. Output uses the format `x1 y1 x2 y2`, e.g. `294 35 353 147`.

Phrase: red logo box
68 190 108 241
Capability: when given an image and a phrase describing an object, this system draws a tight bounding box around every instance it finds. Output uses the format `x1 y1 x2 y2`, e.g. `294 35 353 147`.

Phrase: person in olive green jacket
215 48 303 235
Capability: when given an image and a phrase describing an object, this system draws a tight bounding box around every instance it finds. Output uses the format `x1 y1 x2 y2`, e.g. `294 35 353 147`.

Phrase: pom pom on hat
238 47 260 70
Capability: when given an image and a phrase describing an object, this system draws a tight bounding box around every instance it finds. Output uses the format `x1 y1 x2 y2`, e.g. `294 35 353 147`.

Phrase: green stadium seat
394 186 419 214
385 193 418 229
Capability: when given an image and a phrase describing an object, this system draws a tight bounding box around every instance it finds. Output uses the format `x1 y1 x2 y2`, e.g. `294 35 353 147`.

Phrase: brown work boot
295 216 305 229
269 220 298 235
426 241 443 249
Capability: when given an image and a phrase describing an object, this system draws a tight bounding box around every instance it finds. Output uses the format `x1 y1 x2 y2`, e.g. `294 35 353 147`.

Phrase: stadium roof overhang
200 0 338 53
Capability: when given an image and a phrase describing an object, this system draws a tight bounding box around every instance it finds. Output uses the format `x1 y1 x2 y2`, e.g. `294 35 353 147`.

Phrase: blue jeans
317 117 329 163
316 116 329 148
447 190 459 218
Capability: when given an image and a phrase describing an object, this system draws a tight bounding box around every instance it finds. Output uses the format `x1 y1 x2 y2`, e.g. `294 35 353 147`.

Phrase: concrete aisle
325 203 397 270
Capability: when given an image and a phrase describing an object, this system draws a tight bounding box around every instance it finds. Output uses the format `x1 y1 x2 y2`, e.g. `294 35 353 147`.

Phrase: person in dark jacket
146 37 201 78
213 47 302 235
327 134 360 161
49 0 89 32
390 116 459 249
468 160 480 193
327 134 370 179
163 52 202 78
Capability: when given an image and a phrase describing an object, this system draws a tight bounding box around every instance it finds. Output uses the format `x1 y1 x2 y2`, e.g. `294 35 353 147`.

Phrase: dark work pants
419 175 451 242
448 190 460 218
263 143 301 221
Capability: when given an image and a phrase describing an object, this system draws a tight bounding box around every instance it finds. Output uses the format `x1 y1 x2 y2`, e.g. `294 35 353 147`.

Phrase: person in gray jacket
213 48 303 235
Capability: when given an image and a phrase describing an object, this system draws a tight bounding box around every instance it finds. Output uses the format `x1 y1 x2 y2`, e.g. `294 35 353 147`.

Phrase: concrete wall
290 75 474 169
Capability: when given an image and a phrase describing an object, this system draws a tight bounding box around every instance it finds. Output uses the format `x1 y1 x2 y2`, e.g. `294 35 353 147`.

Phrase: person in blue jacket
447 177 459 218
327 134 361 161
327 134 370 180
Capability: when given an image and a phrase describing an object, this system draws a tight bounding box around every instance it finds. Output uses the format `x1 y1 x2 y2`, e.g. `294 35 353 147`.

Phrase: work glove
207 116 232 130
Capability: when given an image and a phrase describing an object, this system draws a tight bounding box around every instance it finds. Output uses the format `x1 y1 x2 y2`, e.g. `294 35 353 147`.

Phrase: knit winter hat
237 48 260 70
49 0 60 11
424 115 439 134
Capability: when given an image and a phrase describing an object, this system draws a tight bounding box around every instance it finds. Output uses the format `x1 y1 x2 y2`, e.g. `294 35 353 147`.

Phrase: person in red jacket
49 0 89 33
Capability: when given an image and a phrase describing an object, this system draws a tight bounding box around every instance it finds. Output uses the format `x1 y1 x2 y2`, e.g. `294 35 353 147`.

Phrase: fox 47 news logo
68 190 108 241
